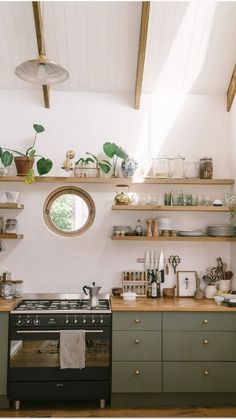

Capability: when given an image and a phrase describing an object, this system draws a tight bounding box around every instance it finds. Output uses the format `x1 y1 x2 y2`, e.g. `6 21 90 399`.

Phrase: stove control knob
26 317 31 325
65 315 70 325
16 317 22 326
74 316 78 325
82 316 87 324
33 317 40 326
91 316 96 324
100 316 104 324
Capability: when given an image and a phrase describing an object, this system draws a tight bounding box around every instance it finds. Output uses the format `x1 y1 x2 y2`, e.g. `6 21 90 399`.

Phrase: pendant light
15 2 69 85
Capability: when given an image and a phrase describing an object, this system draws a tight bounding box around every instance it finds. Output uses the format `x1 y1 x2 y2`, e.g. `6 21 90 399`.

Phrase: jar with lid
184 162 200 179
12 280 23 297
152 155 170 178
170 155 185 178
200 157 213 179
1 280 14 299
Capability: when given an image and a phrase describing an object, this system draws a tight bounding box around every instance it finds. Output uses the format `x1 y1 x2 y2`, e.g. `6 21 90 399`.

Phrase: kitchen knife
159 251 165 283
145 251 150 270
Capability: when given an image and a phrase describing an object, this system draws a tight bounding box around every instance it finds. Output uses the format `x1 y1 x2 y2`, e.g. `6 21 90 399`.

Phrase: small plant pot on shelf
14 157 34 176
205 284 217 299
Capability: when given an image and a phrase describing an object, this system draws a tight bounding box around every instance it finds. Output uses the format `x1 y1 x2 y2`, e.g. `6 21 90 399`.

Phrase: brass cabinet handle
135 319 140 324
203 319 208 324
135 370 140 375
203 369 209 376
135 339 140 344
203 339 209 345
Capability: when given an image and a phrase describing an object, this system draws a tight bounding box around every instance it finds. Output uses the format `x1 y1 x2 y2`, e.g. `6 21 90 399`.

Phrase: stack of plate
207 225 236 237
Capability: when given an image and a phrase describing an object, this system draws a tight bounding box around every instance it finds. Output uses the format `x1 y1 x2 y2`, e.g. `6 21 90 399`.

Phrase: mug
6 191 20 203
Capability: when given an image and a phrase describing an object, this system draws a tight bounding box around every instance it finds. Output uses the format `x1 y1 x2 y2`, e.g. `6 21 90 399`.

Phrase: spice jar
200 157 213 179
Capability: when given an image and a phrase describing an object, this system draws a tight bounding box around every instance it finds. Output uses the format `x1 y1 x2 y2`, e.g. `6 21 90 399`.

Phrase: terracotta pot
14 157 34 176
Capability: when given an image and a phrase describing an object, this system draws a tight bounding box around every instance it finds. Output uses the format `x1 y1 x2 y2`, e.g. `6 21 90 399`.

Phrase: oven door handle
16 330 104 334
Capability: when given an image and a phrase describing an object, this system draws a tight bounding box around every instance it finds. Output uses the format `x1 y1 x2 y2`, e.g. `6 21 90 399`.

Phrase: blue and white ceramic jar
121 158 138 178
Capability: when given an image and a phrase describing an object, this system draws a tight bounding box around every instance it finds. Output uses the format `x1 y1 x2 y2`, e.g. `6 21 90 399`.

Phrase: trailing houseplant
74 152 111 177
103 142 129 177
0 124 53 184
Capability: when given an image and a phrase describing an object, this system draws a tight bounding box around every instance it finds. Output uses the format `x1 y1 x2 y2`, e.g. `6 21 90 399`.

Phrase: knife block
122 271 147 297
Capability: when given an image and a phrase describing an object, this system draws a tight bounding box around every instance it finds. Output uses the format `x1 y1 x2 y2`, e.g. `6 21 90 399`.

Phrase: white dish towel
60 330 86 369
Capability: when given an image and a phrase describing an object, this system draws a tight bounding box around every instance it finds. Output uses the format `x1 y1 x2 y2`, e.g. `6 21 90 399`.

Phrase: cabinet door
163 312 236 331
112 362 162 393
113 331 162 361
113 312 161 331
0 313 9 396
163 331 236 361
163 362 236 392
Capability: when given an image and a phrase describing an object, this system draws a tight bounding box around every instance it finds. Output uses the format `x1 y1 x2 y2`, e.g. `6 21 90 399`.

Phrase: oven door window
10 331 109 369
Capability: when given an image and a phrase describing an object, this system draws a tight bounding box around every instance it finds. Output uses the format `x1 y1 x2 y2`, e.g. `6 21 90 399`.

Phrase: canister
200 157 213 179
152 155 170 178
170 155 185 178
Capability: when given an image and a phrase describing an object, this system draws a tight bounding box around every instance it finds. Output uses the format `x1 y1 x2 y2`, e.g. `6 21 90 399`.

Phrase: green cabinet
163 312 236 393
0 312 9 407
112 312 162 394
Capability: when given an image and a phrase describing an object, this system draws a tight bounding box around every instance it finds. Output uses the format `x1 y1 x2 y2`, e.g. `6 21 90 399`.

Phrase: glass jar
184 162 200 179
1 280 14 299
200 157 213 179
170 155 185 178
12 280 23 298
152 155 170 178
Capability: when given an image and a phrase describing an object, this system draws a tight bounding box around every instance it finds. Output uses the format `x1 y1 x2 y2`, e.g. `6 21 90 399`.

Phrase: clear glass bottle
135 219 143 236
200 158 213 179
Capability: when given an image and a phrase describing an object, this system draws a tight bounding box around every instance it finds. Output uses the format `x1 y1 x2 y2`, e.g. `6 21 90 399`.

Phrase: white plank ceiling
0 1 235 95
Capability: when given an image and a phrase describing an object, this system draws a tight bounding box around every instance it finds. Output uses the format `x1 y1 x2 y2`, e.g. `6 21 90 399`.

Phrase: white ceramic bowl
122 292 137 301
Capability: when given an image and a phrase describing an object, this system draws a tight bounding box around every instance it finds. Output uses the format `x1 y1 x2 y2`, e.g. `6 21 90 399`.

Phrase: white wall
0 90 232 293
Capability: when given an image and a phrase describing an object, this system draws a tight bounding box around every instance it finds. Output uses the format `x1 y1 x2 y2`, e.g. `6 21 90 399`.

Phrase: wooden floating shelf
111 235 236 242
0 234 23 239
0 203 24 209
0 176 234 185
112 205 230 212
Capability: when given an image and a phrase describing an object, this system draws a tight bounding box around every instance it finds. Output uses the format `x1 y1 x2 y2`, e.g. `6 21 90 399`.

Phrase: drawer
112 362 162 393
113 331 162 361
113 312 161 331
163 331 236 361
163 312 236 331
163 362 236 392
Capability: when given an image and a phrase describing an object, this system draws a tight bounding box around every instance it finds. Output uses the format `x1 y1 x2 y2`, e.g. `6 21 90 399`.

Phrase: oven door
9 327 110 382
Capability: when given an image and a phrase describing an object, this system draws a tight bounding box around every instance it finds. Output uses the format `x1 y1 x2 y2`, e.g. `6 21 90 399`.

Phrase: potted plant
74 152 111 178
0 124 53 184
103 142 129 177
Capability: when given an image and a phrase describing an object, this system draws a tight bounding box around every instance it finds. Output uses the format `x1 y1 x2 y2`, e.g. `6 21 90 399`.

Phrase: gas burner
12 298 111 314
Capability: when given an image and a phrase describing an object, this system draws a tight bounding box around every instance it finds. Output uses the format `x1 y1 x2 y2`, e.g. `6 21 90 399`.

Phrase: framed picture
177 271 197 297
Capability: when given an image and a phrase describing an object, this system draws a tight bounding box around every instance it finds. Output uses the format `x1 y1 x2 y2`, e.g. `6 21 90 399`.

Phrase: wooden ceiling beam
32 1 50 109
134 1 150 110
227 64 236 112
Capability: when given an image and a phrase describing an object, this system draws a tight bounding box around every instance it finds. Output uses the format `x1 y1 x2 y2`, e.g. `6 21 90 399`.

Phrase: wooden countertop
0 297 20 312
111 297 236 312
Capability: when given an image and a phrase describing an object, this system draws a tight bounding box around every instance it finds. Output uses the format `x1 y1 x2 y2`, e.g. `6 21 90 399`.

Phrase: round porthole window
43 186 95 237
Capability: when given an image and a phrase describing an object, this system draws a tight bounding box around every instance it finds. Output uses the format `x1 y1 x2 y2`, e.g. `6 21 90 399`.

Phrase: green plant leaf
1 151 13 168
33 124 45 134
37 158 53 175
86 152 98 163
85 157 95 164
103 142 115 158
100 159 111 166
113 143 129 160
98 162 111 174
25 169 35 184
28 149 36 158
0 148 2 158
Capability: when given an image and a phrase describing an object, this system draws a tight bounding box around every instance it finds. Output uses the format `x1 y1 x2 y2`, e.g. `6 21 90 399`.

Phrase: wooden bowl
112 287 122 297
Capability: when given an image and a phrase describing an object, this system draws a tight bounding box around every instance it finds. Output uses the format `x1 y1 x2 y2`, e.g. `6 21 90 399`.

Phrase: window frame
43 186 95 237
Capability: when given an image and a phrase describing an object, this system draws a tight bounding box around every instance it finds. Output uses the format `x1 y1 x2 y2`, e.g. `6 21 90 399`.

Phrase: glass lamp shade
15 54 69 85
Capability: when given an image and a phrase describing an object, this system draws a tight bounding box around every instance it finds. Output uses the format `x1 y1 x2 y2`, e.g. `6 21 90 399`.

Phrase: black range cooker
8 294 112 410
